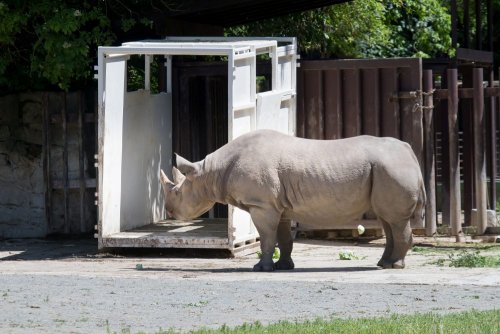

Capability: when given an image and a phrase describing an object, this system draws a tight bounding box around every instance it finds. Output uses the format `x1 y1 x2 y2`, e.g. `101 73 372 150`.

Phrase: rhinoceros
160 129 425 271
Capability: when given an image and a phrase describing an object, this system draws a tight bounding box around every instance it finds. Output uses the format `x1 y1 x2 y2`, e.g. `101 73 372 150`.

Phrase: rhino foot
274 258 295 270
253 261 275 272
380 259 405 269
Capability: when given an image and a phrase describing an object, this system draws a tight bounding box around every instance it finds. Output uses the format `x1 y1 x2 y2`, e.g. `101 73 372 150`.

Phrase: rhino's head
159 155 214 221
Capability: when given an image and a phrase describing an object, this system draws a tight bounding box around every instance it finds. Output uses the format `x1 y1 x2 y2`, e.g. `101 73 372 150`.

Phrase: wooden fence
425 67 500 236
297 60 500 236
42 91 96 234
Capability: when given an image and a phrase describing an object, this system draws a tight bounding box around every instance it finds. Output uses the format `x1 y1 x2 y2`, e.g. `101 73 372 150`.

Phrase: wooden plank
62 93 69 233
399 67 415 145
78 92 86 233
52 178 96 189
380 68 400 138
447 69 462 236
296 68 306 137
423 70 437 236
399 60 424 169
473 68 488 234
42 93 51 231
487 68 496 210
303 70 324 139
458 68 473 227
323 69 342 139
300 58 421 71
342 68 361 137
435 87 500 99
361 68 380 136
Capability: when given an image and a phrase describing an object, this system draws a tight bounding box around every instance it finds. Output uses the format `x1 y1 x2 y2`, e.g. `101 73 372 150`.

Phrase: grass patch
257 248 280 260
338 250 366 260
412 244 500 254
125 309 500 334
448 251 500 268
412 244 500 267
426 250 500 268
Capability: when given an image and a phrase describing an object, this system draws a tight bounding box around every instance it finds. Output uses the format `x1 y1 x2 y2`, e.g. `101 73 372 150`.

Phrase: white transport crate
96 37 297 254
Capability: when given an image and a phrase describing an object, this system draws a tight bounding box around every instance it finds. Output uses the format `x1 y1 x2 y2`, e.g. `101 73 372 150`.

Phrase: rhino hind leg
380 219 413 269
274 220 295 270
377 219 394 268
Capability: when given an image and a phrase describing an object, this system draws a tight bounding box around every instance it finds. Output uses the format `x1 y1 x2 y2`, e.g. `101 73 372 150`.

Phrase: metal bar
62 93 69 233
78 92 86 233
145 55 151 91
473 68 488 234
323 69 342 139
423 70 437 236
447 69 462 236
42 93 51 233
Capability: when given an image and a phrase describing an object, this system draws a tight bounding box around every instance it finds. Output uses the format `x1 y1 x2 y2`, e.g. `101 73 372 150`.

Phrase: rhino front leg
250 208 281 272
274 220 294 270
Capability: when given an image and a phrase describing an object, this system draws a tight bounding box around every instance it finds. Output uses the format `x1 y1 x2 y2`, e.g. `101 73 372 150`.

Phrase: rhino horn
160 169 174 186
172 166 186 185
175 153 200 181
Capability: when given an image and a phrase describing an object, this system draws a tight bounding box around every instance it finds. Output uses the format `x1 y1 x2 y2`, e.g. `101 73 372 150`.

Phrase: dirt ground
1 236 499 334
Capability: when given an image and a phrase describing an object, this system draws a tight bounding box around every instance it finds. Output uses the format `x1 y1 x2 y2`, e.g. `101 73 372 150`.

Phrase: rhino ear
172 166 186 185
175 153 200 181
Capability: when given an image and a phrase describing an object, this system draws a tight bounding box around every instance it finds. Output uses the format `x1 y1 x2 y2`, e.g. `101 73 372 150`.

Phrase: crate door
228 54 259 244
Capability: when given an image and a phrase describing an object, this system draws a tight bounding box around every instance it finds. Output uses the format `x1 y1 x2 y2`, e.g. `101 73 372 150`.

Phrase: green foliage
257 248 280 260
0 1 115 91
226 0 454 59
448 250 500 268
0 1 158 93
338 250 366 260
377 0 453 58
425 248 500 268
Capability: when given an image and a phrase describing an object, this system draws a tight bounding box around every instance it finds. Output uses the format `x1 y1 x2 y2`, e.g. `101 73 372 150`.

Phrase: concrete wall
0 94 46 237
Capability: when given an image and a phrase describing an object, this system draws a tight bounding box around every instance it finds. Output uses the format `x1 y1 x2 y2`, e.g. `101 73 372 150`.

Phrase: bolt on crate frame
96 37 297 253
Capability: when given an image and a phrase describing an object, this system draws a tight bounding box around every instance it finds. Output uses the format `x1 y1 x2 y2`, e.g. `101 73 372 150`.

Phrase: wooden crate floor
101 219 231 248
127 219 229 237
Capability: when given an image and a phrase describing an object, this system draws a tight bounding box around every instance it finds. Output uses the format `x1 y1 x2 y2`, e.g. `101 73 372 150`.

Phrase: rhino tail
410 181 426 226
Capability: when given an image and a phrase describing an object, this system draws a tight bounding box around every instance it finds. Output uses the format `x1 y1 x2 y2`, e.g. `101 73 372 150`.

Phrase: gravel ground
1 237 499 333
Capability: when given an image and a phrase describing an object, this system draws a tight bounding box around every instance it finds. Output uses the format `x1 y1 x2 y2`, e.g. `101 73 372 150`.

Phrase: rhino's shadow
138 266 380 273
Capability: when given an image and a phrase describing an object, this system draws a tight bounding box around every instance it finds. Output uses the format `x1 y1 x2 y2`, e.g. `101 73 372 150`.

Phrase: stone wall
0 94 46 237
0 92 96 238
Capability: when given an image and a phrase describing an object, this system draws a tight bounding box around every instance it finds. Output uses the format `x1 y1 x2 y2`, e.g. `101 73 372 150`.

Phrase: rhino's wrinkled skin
160 130 425 271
